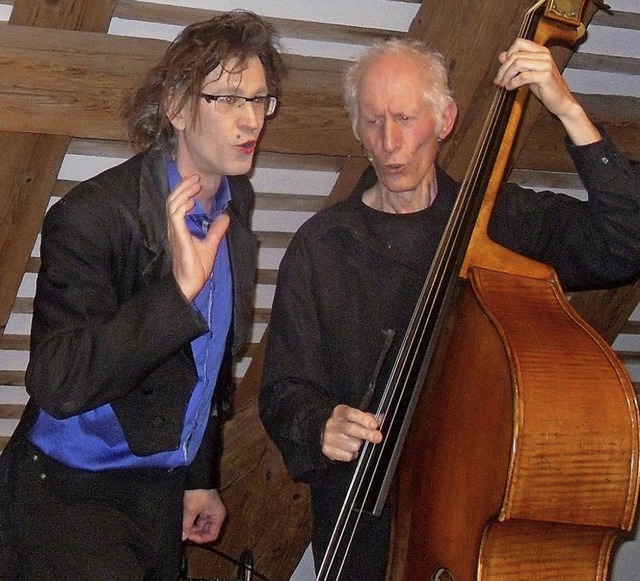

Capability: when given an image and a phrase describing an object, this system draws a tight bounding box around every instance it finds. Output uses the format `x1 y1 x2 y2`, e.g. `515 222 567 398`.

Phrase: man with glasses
0 11 283 581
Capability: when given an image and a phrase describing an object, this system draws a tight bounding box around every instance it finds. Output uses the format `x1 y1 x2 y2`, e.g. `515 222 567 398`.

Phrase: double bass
317 1 640 579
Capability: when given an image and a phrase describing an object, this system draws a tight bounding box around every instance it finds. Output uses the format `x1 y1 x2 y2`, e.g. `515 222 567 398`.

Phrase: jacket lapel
138 148 173 278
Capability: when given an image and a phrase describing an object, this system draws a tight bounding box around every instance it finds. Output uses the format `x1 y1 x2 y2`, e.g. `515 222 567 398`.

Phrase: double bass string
316 82 516 577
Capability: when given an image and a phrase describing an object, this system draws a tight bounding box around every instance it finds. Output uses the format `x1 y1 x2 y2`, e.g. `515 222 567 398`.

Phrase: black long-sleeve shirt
261 133 640 484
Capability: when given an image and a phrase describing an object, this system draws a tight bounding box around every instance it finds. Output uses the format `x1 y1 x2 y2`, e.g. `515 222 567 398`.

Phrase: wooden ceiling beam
514 103 640 172
1 21 637 161
0 24 165 139
0 24 359 156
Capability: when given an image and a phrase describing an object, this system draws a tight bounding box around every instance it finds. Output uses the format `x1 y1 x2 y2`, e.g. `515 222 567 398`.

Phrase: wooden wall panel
0 0 118 341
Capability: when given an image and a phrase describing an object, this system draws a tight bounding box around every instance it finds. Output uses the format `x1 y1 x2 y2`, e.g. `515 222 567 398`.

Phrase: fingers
494 38 552 91
494 37 588 129
321 404 383 463
185 513 225 543
166 175 230 301
167 174 201 230
204 212 230 247
182 490 227 544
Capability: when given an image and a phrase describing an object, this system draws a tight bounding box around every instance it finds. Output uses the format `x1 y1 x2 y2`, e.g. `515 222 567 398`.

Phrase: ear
439 101 458 140
166 93 187 132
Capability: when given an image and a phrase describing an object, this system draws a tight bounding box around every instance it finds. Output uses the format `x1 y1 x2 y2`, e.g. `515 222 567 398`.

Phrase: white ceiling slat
0 419 19 439
577 24 640 57
0 351 28 370
252 210 316 233
0 386 28 405
255 284 275 310
608 0 640 13
108 17 377 60
250 166 338 196
130 0 418 30
16 273 37 297
4 314 31 336
564 68 640 96
508 170 588 201
255 193 326 213
57 154 128 182
258 247 286 271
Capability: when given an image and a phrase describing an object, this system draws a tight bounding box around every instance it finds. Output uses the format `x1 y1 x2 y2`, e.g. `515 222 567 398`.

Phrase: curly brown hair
123 10 285 151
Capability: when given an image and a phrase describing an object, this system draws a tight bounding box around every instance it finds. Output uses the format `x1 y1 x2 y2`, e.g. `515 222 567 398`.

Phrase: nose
237 102 261 130
382 120 400 153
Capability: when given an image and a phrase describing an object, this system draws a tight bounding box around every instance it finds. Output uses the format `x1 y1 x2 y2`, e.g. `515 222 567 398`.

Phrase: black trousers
0 439 186 581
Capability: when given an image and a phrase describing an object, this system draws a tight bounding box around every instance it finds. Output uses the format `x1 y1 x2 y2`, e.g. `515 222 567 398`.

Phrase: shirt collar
165 154 231 219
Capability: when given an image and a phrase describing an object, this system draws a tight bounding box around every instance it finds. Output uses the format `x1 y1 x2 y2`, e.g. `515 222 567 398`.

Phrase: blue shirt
28 158 233 470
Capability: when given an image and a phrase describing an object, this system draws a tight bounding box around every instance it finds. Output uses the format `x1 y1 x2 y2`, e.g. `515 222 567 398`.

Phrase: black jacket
8 147 258 489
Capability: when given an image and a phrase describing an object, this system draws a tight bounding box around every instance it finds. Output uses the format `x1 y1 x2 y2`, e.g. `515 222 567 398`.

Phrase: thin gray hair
343 38 453 139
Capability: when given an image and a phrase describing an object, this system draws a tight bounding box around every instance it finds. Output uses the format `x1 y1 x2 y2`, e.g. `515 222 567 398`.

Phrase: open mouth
384 163 405 173
238 140 257 154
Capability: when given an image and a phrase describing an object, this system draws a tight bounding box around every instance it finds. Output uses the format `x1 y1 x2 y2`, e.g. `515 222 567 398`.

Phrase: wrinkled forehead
361 52 425 90
359 55 430 110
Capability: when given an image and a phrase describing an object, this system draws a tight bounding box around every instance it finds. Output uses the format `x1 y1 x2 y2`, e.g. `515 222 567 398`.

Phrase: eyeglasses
200 93 278 118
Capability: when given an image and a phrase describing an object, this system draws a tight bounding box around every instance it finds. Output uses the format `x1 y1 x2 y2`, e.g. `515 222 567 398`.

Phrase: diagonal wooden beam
408 0 597 181
0 0 118 340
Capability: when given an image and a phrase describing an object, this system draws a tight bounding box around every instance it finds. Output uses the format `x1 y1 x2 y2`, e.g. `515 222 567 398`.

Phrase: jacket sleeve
186 415 222 490
259 236 334 483
489 132 640 291
25 181 207 419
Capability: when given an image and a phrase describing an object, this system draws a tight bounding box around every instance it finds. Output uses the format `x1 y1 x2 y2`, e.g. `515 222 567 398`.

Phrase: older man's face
356 53 452 199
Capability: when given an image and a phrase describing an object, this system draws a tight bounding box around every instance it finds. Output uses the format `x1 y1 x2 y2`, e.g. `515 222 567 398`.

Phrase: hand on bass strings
321 404 383 462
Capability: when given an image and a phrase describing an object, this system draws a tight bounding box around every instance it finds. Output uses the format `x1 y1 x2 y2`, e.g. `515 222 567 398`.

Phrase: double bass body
308 2 640 579
387 1 640 577
391 264 640 580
